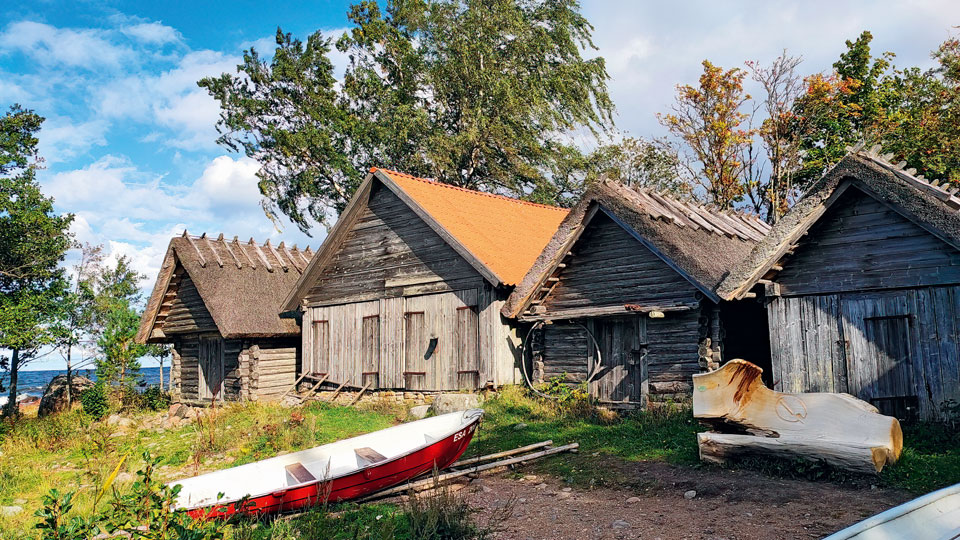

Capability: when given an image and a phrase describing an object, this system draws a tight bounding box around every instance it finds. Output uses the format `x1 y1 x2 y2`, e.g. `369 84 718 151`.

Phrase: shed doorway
198 335 224 401
590 317 647 405
840 292 918 418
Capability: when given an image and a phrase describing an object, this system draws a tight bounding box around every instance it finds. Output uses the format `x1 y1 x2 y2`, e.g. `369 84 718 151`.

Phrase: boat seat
355 447 388 467
284 462 317 486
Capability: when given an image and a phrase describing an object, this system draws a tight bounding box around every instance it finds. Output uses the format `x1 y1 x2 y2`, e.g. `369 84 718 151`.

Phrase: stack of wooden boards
692 360 902 474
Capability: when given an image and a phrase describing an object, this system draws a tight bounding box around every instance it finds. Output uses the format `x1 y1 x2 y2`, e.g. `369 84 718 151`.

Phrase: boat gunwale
173 408 484 512
823 482 960 539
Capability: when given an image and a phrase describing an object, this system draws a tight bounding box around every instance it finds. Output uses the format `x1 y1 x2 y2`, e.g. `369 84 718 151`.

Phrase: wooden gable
538 212 700 316
303 183 485 306
159 265 218 335
774 186 960 296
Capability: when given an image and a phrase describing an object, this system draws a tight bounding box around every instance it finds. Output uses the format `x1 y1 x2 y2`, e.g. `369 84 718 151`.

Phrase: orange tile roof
374 168 569 286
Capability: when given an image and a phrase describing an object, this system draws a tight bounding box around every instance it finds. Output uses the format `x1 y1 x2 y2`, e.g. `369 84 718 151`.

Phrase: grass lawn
1 386 958 538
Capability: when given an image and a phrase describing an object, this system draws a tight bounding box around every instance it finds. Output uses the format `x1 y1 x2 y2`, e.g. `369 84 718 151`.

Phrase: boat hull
185 412 481 519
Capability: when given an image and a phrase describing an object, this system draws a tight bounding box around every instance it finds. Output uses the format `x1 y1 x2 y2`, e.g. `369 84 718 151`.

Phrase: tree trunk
693 359 902 474
3 348 20 419
65 347 72 409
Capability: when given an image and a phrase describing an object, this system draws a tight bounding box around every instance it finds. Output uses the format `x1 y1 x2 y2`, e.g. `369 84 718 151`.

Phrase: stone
430 393 481 414
535 483 547 489
13 499 26 505
611 520 630 530
684 490 697 500
115 472 135 484
408 405 431 419
561 487 572 492
0 506 22 517
513 422 528 430
626 496 641 504
524 475 538 481
38 375 95 417
168 403 187 418
557 491 571 499
481 485 493 493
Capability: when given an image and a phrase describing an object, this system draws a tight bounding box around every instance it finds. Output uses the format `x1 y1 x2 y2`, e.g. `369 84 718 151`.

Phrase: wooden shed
503 180 771 407
720 150 960 420
137 233 313 405
282 168 568 392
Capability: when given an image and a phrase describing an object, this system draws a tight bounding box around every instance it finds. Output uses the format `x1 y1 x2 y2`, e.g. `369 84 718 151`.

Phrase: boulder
408 405 431 420
430 393 481 415
38 375 95 417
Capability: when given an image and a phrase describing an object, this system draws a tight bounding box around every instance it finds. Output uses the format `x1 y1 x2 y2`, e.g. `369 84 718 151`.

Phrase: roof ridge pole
278 241 302 272
235 236 257 269
250 238 274 272
220 233 243 269
184 233 207 268
265 239 289 272
205 234 224 268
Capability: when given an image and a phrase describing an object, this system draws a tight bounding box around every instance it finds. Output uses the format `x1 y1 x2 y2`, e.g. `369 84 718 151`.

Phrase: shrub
142 385 171 411
35 453 227 540
79 383 110 420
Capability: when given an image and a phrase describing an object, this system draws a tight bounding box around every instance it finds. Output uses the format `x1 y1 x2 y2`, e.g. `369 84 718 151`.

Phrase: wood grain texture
776 188 960 295
304 185 484 306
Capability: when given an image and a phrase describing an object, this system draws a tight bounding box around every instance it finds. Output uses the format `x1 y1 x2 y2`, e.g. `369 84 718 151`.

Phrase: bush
142 385 171 411
79 383 109 420
35 453 227 540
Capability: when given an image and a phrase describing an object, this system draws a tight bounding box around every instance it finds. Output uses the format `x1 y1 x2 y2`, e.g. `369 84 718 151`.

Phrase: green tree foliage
791 31 895 183
658 61 755 209
585 137 692 195
86 256 154 388
200 0 614 231
0 105 73 418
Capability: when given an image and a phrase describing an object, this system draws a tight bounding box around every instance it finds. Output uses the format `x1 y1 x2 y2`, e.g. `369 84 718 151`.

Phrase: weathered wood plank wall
304 185 484 306
775 188 960 295
768 286 960 419
541 213 700 312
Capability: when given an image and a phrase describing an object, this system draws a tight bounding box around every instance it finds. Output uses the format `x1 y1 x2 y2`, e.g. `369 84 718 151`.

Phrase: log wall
170 335 299 404
161 271 217 334
541 212 700 312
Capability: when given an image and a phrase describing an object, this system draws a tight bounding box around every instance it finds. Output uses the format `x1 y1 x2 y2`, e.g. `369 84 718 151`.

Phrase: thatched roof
503 179 771 318
136 232 313 343
717 149 960 300
283 169 568 311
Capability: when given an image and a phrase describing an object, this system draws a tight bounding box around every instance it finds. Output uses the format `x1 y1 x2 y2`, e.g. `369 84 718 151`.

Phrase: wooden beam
519 302 697 322
347 380 372 406
219 234 243 269
451 440 554 467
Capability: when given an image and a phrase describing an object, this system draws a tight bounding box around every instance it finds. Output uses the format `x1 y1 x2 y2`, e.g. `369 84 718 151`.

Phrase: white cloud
0 21 133 69
121 22 183 45
38 116 109 163
194 155 262 211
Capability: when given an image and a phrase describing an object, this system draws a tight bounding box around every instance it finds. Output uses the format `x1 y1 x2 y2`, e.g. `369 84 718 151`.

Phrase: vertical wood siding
776 187 960 295
302 288 512 391
769 287 960 419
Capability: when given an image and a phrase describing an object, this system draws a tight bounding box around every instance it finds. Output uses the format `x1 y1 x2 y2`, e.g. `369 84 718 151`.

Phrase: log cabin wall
766 186 960 420
300 184 520 391
528 212 713 405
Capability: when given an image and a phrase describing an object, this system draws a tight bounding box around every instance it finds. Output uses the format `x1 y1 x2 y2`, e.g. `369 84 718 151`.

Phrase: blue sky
3 0 960 369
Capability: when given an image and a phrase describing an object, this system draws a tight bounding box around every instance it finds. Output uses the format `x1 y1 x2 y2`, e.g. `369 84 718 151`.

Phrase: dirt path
462 461 910 540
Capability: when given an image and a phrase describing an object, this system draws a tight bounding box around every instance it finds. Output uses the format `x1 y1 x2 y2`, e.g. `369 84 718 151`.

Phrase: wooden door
198 335 224 401
456 305 480 389
403 311 428 390
310 319 330 376
590 317 646 404
361 315 380 388
840 293 918 418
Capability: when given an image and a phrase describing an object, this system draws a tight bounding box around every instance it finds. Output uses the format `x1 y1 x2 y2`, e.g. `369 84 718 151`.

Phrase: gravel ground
461 460 909 540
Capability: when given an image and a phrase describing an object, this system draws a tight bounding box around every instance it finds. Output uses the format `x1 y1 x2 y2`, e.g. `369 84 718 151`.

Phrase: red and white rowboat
170 408 483 519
